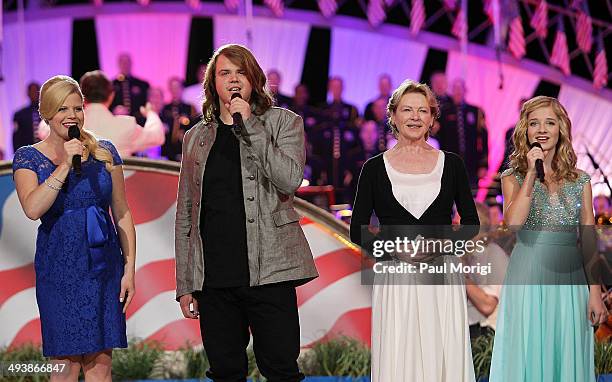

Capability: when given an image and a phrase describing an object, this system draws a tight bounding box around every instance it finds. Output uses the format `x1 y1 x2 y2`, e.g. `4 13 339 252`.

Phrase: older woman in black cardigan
350 79 479 382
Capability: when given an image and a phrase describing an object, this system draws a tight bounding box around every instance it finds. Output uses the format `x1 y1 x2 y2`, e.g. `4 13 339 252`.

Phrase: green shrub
596 340 612 376
471 333 495 378
182 346 209 379
3 335 610 380
302 336 370 377
0 343 45 362
0 343 47 382
247 346 264 381
111 339 163 380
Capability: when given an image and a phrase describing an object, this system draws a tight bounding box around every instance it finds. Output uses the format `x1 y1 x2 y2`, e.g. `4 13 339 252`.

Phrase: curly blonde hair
509 96 578 182
386 79 439 140
39 75 114 172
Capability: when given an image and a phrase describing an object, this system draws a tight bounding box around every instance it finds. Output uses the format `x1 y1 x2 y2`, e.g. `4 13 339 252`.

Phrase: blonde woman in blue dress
489 96 608 381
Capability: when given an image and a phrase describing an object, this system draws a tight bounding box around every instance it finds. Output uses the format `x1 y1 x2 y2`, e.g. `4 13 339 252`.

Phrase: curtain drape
96 13 191 102
329 27 429 113
213 15 310 97
1 18 72 156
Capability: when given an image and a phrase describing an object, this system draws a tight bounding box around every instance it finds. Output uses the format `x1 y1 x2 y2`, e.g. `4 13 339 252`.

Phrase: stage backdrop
0 160 371 350
559 85 612 197
445 51 541 182
213 15 310 97
329 26 429 114
2 10 611 196
1 18 72 158
96 13 192 99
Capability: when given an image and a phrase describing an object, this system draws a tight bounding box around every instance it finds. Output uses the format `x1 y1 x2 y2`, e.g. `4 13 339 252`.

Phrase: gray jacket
175 107 318 300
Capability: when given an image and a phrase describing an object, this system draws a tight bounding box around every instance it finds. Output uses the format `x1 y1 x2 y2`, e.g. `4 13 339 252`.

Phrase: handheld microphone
230 93 244 134
530 142 545 183
68 125 82 176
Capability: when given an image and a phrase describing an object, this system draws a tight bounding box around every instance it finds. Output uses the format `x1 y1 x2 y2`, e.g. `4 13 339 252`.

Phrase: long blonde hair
39 75 114 171
509 96 578 182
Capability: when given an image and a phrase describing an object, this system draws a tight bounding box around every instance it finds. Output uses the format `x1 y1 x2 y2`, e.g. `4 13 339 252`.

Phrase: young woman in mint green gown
489 96 608 382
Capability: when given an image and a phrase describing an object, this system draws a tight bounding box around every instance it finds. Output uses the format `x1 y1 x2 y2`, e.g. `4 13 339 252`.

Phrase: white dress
371 152 475 382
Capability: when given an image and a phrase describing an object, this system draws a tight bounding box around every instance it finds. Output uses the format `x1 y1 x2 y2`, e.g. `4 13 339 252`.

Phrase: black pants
197 283 304 382
469 324 495 340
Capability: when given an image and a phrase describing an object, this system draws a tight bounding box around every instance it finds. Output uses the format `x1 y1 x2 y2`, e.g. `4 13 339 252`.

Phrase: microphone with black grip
230 93 245 134
68 125 82 176
530 142 545 183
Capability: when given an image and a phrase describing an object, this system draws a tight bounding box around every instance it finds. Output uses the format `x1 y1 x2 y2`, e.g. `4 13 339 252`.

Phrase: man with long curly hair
174 44 318 382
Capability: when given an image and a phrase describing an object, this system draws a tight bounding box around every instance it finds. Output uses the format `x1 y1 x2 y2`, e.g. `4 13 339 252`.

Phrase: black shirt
435 102 488 186
349 151 480 247
200 119 250 287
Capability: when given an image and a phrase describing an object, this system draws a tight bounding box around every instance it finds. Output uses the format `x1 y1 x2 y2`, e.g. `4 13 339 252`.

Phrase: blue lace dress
12 140 128 357
489 169 595 382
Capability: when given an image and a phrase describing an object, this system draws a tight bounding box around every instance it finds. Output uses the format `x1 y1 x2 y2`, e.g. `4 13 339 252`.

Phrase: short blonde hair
39 75 114 172
386 79 439 140
39 75 83 122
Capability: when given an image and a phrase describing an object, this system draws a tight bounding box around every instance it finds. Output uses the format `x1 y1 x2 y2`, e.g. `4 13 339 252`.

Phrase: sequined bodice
502 168 590 230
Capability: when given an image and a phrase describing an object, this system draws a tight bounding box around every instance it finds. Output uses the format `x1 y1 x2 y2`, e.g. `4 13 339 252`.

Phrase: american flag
318 0 337 18
530 0 548 39
367 0 386 28
593 32 608 89
186 0 201 10
410 0 426 36
483 0 499 26
573 0 593 53
508 0 526 59
443 0 456 10
264 0 284 17
224 0 240 12
0 169 372 349
550 17 570 76
452 6 467 41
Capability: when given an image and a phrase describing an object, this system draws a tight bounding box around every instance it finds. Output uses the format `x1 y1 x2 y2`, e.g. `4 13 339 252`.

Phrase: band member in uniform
13 82 41 151
111 53 150 125
161 77 196 161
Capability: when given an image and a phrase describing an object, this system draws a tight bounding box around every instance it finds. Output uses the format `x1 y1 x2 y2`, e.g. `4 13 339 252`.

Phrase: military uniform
312 101 359 198
111 74 150 125
160 101 195 161
12 103 41 151
343 143 382 203
436 101 488 187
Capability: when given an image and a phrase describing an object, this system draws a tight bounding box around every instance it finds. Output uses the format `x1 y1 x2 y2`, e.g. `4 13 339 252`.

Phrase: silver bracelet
49 173 65 184
44 179 61 191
